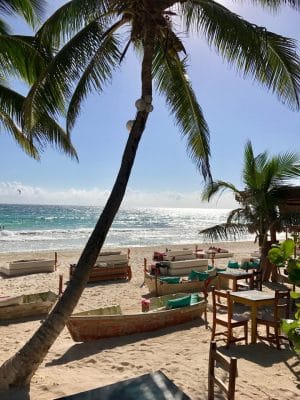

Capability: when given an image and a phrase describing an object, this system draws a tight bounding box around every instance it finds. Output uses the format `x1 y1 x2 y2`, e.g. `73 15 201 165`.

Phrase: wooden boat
0 291 58 321
144 269 217 296
69 250 132 283
66 293 206 342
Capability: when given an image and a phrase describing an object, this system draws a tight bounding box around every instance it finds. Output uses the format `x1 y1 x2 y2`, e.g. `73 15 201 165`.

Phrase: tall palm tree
0 0 77 159
200 141 300 280
0 0 300 395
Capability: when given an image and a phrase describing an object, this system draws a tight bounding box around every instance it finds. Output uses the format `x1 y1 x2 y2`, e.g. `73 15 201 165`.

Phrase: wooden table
217 269 253 291
230 290 275 344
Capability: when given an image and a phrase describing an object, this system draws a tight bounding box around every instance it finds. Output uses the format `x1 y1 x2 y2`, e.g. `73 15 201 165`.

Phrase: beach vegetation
268 239 300 351
200 141 300 281
0 0 77 160
1 0 300 396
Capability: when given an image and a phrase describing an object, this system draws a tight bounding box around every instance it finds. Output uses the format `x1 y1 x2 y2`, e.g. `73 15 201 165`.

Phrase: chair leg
275 326 281 350
244 323 248 345
211 321 216 341
226 326 232 349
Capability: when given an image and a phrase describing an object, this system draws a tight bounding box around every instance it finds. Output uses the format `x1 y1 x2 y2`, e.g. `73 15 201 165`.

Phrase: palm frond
245 0 300 11
180 0 300 109
0 83 23 124
153 42 211 180
29 115 78 160
0 109 39 158
199 222 251 241
0 84 77 159
36 0 114 49
0 0 45 27
0 34 47 84
202 180 239 201
23 20 110 128
66 28 123 134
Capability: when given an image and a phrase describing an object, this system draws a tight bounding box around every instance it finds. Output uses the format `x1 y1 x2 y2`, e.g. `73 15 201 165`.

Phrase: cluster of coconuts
126 95 154 131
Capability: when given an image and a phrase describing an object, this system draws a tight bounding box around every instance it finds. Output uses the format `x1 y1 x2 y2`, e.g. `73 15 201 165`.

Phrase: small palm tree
200 141 300 280
1 0 300 394
0 0 77 159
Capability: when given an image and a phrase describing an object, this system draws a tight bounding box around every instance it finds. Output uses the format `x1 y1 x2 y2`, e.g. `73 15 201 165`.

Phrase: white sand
0 241 299 399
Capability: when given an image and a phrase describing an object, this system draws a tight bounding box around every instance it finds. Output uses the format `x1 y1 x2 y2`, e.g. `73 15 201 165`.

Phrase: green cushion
188 270 210 281
241 261 249 270
249 261 260 269
159 276 181 284
227 261 240 269
190 293 202 304
167 295 191 309
216 267 226 272
208 265 213 270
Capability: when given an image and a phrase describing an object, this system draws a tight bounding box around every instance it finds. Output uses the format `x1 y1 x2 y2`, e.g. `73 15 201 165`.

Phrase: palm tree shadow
46 320 204 367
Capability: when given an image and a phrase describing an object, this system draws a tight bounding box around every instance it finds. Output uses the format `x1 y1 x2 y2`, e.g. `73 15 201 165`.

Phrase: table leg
233 278 237 292
250 305 258 344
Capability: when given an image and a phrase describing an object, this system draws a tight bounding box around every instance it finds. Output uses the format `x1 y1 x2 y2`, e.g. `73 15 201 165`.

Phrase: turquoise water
0 204 253 253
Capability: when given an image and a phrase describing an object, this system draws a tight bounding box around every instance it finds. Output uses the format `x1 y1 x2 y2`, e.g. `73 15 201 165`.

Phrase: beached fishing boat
66 293 206 342
144 269 218 296
0 291 58 321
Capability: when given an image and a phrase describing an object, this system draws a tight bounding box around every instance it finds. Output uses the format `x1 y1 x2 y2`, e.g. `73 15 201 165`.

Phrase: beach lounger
70 250 132 283
205 247 234 259
158 258 208 276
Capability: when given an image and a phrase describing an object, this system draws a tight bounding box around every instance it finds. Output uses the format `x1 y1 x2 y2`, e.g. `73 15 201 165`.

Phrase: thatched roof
277 186 300 213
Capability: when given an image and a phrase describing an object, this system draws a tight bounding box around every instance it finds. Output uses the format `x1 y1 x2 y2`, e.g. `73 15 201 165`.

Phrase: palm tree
200 141 300 280
0 0 77 159
1 0 300 395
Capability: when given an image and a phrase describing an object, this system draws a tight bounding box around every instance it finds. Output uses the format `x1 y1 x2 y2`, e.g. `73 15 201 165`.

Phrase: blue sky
0 1 299 208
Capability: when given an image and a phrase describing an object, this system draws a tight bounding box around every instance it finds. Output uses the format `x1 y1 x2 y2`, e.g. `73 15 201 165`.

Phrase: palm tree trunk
0 27 155 397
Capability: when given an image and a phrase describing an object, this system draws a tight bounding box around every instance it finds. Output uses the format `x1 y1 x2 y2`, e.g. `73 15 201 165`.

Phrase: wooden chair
256 289 291 350
211 287 249 348
236 269 262 291
252 269 262 290
208 341 237 400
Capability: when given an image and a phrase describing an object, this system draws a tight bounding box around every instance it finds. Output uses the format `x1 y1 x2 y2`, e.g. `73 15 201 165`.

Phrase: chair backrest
274 289 290 321
252 269 262 291
211 287 232 322
208 341 237 400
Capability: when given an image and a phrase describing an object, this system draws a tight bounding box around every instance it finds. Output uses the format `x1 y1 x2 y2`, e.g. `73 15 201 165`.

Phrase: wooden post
155 265 158 297
127 248 130 260
54 252 57 271
58 274 63 297
212 252 215 267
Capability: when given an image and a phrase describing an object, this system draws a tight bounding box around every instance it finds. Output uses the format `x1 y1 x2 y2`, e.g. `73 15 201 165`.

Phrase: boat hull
0 291 57 321
67 300 206 342
144 271 218 296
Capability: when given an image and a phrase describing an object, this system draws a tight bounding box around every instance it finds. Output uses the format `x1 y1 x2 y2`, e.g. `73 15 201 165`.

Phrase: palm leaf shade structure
1 0 300 395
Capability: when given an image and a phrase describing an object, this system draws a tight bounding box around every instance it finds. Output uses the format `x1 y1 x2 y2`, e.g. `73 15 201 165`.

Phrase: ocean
0 204 254 253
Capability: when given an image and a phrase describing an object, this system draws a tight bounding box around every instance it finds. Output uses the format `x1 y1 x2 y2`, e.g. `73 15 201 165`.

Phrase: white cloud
0 181 238 209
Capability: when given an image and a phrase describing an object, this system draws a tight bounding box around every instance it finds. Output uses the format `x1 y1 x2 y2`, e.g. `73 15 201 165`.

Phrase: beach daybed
0 258 56 277
69 250 132 283
157 258 208 276
0 291 57 321
153 248 196 261
66 292 206 342
205 246 234 259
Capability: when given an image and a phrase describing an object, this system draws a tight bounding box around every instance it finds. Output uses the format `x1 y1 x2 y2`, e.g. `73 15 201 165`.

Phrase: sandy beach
0 241 299 399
